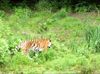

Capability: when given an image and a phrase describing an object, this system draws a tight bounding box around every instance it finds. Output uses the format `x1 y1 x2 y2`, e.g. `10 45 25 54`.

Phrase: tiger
16 39 51 55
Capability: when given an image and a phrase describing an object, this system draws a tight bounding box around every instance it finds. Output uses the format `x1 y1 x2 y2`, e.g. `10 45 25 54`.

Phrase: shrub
0 10 5 18
35 0 52 11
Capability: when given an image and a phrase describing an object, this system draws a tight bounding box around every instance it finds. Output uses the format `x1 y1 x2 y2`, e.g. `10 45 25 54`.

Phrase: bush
0 18 21 67
52 8 67 19
0 10 5 18
35 0 52 11
0 19 11 66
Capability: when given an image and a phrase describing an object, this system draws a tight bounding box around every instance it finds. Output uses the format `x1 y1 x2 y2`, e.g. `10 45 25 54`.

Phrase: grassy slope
0 8 100 74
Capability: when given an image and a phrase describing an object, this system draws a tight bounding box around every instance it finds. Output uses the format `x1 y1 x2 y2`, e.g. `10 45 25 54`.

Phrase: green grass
0 8 100 74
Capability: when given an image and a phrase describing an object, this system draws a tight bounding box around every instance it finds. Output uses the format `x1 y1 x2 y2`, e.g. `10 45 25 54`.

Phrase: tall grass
85 26 100 53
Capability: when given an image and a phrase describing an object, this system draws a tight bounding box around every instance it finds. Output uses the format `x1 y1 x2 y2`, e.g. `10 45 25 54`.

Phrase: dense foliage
0 0 100 12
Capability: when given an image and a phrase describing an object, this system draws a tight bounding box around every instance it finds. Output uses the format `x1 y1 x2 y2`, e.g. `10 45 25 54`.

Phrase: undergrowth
0 8 100 74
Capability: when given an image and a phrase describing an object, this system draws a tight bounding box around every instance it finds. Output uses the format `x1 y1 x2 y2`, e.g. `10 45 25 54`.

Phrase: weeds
85 26 100 53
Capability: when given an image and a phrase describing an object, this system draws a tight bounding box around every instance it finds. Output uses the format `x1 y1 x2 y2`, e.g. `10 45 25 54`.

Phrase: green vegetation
0 0 100 12
0 7 100 74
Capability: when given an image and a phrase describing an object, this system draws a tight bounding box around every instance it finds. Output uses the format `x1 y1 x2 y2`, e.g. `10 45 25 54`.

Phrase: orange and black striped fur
16 39 51 54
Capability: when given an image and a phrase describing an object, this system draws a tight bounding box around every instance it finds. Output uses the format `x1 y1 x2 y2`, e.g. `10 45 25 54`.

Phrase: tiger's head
48 39 51 48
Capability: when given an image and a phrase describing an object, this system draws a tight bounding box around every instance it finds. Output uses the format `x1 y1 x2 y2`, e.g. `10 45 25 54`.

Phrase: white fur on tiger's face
16 39 51 54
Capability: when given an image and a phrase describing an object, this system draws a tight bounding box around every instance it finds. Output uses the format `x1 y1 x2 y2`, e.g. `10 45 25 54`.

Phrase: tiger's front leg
30 47 40 58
